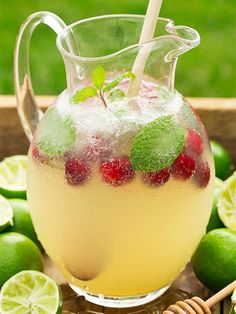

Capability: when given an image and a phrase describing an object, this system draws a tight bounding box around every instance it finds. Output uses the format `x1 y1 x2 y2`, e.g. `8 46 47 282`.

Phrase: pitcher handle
14 11 67 142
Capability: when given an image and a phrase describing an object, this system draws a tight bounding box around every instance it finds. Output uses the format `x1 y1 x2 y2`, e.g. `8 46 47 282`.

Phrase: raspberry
100 156 135 186
142 169 170 187
195 161 211 188
171 153 195 181
32 144 46 163
65 157 91 186
32 145 40 159
186 129 203 156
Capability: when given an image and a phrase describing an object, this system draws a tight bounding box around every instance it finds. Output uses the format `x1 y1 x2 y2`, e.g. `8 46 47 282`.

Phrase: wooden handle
206 280 236 308
164 280 236 313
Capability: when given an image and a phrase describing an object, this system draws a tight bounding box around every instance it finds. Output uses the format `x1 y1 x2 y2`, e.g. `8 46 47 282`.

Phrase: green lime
37 107 77 157
192 228 236 291
6 199 42 249
0 156 27 199
0 271 62 314
206 178 224 232
0 232 43 287
0 196 13 232
215 177 224 193
210 140 234 180
218 171 236 230
130 115 185 172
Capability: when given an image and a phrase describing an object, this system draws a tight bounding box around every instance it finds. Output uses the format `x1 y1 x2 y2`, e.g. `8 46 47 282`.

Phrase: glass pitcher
14 12 214 308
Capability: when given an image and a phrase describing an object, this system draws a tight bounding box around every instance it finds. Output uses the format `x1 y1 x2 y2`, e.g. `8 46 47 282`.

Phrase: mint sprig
92 65 106 90
72 66 135 107
108 89 125 102
103 72 135 93
73 87 97 103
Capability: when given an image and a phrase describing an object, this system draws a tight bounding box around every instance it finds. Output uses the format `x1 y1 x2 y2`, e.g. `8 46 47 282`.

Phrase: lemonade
27 78 214 301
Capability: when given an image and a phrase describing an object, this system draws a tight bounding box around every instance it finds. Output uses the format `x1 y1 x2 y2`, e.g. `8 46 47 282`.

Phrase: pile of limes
192 141 236 299
0 155 62 314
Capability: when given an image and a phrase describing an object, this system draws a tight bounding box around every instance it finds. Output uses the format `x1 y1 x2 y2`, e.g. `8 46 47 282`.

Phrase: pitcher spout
164 24 200 62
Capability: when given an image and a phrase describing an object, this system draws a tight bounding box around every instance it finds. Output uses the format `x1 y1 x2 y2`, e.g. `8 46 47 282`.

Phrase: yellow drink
27 84 214 307
27 154 214 297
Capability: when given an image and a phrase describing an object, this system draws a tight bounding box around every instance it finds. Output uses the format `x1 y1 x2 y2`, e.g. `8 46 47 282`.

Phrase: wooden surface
0 95 236 164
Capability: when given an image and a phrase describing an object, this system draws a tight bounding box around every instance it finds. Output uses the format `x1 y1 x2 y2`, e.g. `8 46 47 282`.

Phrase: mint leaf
92 65 106 90
72 87 97 103
103 72 135 93
108 89 125 102
130 115 186 172
114 108 126 117
37 107 77 157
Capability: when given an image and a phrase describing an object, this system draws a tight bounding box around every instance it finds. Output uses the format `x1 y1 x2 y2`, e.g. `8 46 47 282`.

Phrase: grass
0 0 235 97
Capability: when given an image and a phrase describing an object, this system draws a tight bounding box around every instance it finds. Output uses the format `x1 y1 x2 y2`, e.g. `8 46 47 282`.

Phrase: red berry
100 156 135 186
142 169 170 187
65 157 91 186
32 145 40 159
32 144 46 163
195 161 210 188
171 153 195 181
84 136 111 161
186 129 203 156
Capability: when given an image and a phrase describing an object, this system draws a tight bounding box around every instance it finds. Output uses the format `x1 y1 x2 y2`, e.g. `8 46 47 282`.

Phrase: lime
206 178 224 232
6 199 42 249
215 177 224 192
130 115 185 172
0 196 13 232
192 228 236 291
0 156 27 199
0 232 43 287
218 171 236 230
0 271 62 314
37 107 77 157
210 140 234 180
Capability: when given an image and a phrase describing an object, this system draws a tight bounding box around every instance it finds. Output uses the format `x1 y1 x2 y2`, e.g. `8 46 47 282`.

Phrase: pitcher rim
56 14 200 63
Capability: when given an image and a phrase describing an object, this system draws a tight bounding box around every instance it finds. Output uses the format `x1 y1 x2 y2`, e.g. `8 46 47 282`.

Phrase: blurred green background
0 0 235 97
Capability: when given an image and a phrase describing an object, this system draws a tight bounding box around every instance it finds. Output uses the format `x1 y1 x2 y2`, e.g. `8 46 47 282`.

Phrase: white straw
128 0 163 97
